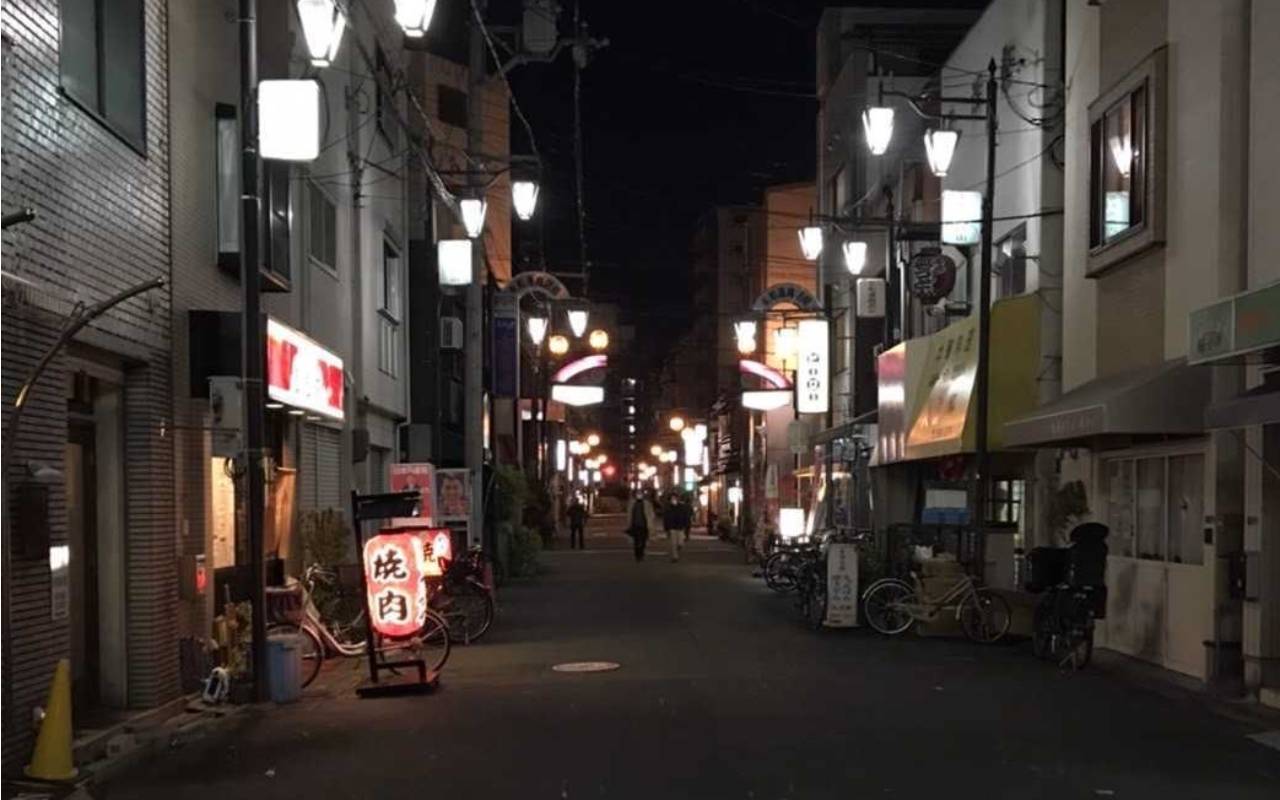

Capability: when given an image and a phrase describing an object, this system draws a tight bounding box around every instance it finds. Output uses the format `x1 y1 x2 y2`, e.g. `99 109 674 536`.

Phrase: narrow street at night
99 516 1279 800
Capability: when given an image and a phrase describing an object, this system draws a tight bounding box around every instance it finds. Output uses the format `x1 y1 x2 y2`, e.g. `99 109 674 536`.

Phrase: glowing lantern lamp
567 308 589 338
460 198 487 238
437 239 473 286
589 329 609 351
862 106 895 155
424 528 453 577
798 226 824 261
779 508 806 540
258 80 321 161
842 241 868 275
296 0 346 68
394 0 438 38
587 433 601 447
512 180 540 220
924 129 960 177
734 319 758 355
363 531 429 639
526 314 549 346
548 334 570 356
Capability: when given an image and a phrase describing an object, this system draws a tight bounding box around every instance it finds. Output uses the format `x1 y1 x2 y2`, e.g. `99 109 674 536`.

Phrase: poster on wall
389 463 436 527
435 468 472 522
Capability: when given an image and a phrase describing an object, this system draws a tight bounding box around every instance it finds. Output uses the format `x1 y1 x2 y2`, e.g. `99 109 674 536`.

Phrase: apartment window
59 0 146 152
378 240 401 377
375 45 398 148
309 183 337 275
216 147 291 289
1103 453 1204 565
1087 49 1166 275
437 85 468 128
994 224 1027 299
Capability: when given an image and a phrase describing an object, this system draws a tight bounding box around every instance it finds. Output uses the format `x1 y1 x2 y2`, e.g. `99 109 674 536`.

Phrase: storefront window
987 479 1024 527
1104 452 1204 565
1136 458 1165 560
1167 454 1205 565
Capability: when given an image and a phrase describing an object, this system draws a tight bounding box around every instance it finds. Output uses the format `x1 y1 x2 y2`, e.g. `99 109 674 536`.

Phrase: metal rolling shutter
299 425 342 511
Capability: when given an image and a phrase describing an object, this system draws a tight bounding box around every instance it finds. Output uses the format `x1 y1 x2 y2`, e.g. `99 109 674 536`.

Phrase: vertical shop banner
435 468 472 522
363 531 429 639
493 292 518 398
825 543 859 627
797 319 830 414
389 463 435 527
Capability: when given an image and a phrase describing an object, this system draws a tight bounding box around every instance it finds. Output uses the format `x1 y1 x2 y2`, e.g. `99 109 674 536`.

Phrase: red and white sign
388 463 435 527
424 528 452 577
363 531 429 639
267 318 344 420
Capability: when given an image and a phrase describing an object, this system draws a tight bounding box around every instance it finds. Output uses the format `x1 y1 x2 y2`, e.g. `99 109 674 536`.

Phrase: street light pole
465 0 487 548
238 0 268 702
971 61 999 579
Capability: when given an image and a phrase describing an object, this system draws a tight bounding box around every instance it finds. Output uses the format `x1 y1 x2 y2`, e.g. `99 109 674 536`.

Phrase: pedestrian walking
625 490 659 562
680 493 694 542
567 495 588 550
662 493 686 563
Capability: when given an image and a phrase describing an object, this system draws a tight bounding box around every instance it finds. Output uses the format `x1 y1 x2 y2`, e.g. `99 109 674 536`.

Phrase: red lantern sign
363 531 429 639
425 528 453 577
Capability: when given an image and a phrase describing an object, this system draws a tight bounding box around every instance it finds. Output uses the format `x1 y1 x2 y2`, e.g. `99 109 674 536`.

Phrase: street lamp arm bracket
878 88 987 123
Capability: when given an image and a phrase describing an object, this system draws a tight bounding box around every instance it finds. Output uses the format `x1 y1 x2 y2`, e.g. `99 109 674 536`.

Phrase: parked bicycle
862 569 1011 643
763 539 821 594
267 563 451 688
792 547 827 630
429 546 495 644
1027 523 1109 670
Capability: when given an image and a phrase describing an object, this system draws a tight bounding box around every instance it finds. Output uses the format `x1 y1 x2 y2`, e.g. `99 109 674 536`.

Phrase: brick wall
1 0 175 768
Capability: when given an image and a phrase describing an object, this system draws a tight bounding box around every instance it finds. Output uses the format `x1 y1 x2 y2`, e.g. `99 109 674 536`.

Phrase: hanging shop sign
424 527 453 577
739 359 791 390
552 354 608 384
796 319 830 414
856 278 886 318
493 293 518 398
751 282 823 313
908 248 957 305
388 463 435 527
363 531 430 639
266 318 344 420
941 190 982 246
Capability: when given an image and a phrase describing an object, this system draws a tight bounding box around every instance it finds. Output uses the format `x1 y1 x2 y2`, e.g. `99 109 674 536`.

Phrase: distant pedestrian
680 494 694 542
626 490 659 562
662 493 686 563
567 495 588 550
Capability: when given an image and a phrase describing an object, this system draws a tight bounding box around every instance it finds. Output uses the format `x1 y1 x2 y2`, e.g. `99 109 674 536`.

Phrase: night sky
504 0 827 362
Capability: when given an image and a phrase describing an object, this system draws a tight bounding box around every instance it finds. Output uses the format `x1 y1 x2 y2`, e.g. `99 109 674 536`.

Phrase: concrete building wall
2 0 175 768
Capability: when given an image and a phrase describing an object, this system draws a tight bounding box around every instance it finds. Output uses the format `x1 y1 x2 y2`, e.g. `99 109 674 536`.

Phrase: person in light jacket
626 490 660 562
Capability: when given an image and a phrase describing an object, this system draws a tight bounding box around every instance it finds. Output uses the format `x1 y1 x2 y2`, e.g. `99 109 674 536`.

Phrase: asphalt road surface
101 514 1280 799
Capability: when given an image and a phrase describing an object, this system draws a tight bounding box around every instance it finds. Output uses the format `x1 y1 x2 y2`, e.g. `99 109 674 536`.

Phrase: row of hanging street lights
295 1 542 284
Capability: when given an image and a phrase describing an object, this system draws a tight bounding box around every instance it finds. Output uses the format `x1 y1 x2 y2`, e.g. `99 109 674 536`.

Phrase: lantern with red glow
363 531 429 639
424 528 453 577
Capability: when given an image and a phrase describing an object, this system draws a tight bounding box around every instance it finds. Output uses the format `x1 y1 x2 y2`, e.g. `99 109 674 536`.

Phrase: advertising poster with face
435 468 471 522
388 463 435 527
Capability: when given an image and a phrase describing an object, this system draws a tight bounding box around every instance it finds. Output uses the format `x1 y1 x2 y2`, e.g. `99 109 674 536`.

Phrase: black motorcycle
1027 523 1109 670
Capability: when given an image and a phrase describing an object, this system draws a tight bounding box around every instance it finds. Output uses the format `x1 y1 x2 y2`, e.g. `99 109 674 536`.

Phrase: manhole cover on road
551 661 621 673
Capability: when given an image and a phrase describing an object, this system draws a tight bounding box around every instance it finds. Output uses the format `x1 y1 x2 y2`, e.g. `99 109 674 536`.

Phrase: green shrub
508 525 543 578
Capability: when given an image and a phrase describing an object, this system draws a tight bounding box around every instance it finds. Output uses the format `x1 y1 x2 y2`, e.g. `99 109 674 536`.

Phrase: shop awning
1205 383 1280 429
1004 358 1209 448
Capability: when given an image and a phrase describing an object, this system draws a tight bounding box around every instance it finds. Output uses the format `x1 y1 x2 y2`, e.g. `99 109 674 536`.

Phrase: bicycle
762 540 819 594
429 548 495 644
861 570 1012 643
267 564 451 688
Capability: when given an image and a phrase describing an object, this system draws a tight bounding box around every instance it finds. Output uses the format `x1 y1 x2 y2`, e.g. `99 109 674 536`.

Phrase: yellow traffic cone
25 658 78 781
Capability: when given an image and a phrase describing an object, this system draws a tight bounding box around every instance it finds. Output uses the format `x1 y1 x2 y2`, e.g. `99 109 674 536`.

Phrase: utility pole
238 0 268 701
466 1 487 548
972 61 999 579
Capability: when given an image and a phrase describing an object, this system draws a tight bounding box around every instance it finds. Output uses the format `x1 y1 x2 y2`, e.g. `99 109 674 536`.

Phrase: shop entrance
65 366 127 715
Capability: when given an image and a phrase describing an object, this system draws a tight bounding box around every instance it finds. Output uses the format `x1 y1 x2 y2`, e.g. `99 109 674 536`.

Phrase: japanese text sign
363 531 429 639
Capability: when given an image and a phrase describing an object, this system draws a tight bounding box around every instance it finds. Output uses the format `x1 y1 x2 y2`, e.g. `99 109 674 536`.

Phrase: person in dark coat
626 490 659 562
566 495 588 550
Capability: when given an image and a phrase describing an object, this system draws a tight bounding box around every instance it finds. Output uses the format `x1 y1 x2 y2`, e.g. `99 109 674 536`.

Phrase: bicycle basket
265 584 304 625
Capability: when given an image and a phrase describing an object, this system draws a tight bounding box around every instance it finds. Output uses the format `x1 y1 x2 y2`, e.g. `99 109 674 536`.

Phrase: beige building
1006 0 1280 701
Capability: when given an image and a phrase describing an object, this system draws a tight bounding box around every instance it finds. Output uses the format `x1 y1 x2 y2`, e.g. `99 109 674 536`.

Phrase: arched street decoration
552 354 608 384
751 282 822 313
739 359 791 389
505 271 570 301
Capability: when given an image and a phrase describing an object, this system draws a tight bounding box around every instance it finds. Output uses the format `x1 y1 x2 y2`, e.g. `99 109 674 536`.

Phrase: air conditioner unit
440 317 464 350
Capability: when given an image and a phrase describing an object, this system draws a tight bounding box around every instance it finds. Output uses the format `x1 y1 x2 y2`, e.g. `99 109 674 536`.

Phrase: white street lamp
512 180 539 221
460 198 487 238
567 308 589 338
548 334 570 356
862 107 895 155
924 129 960 177
669 415 685 432
394 0 438 37
296 0 346 68
526 315 548 346
588 329 609 351
842 240 868 275
798 226 824 261
734 319 758 355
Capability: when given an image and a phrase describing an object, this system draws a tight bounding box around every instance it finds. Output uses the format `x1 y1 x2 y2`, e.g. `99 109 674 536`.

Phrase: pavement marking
551 661 621 673
1246 730 1280 752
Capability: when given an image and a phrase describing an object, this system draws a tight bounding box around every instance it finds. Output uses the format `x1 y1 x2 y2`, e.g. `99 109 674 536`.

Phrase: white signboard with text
797 318 829 415
824 543 858 627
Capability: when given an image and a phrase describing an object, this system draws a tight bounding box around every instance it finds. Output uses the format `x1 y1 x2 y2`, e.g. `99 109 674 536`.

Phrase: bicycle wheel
763 553 796 593
959 589 1012 644
268 624 324 689
406 610 451 674
433 581 495 644
862 581 916 635
1059 627 1094 670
